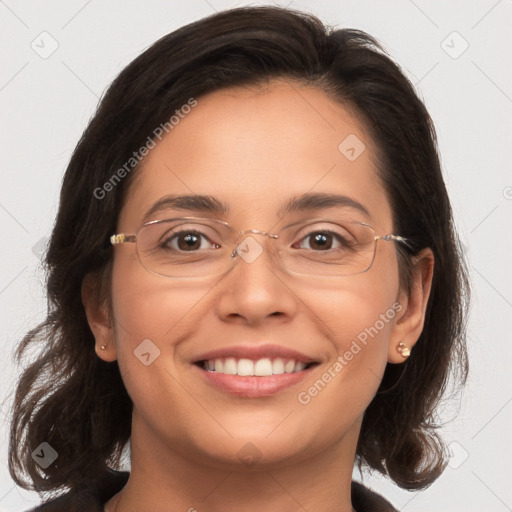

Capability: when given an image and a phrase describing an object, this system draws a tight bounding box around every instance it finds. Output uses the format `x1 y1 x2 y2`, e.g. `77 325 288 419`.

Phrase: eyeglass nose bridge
230 228 280 258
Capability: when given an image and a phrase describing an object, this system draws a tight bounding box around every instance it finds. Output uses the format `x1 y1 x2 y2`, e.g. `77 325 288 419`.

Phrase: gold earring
100 344 107 350
396 341 410 358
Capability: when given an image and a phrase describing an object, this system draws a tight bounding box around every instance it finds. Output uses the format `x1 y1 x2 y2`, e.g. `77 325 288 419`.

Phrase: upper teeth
203 357 307 376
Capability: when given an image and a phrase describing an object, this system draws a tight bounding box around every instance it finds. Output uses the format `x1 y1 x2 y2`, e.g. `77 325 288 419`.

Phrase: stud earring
100 344 107 350
396 341 410 358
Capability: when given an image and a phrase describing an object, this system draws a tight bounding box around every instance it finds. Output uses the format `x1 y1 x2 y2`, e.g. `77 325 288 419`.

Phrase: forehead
119 80 393 231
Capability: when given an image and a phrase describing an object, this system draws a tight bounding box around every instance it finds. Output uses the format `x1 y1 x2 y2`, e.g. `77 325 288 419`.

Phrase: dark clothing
28 469 397 511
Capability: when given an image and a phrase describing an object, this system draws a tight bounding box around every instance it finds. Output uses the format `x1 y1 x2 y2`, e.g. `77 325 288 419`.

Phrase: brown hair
9 5 469 496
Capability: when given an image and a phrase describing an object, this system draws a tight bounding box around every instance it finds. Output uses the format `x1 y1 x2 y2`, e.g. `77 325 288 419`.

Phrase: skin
82 80 433 512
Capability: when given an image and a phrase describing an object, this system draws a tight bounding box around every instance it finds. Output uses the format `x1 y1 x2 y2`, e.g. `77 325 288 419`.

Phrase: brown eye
293 230 349 251
305 232 334 250
176 232 202 251
163 230 218 252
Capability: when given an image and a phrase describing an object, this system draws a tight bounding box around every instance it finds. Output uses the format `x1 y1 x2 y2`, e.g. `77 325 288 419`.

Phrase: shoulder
351 481 398 512
26 469 129 512
26 473 395 512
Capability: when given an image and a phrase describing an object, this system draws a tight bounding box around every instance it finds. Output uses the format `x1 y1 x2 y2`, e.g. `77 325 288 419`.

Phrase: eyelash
293 231 351 251
160 229 352 252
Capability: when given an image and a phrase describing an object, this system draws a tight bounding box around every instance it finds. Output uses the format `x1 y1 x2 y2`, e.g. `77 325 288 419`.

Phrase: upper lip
192 344 318 364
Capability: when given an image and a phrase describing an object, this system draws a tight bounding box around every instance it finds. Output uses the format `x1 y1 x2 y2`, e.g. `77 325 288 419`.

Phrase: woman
9 6 469 511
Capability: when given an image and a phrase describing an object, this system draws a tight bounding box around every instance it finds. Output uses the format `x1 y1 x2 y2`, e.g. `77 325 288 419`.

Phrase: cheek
301 253 400 347
110 249 212 340
108 254 213 393
295 266 401 406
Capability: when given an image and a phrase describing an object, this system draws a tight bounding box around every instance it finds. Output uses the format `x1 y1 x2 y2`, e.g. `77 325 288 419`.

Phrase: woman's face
96 81 418 470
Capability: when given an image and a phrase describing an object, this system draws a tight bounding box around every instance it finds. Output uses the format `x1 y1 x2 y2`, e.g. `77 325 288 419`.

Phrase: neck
106 413 361 512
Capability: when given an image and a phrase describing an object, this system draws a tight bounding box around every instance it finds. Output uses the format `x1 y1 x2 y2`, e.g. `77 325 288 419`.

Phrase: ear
388 248 434 363
81 271 117 362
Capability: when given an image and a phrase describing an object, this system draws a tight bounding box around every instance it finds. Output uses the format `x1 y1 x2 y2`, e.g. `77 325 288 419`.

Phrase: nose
214 235 298 326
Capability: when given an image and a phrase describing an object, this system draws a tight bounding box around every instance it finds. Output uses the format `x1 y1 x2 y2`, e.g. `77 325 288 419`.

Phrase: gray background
1 1 511 510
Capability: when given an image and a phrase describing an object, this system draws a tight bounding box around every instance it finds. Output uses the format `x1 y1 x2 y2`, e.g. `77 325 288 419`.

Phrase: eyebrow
277 192 370 218
142 192 370 223
142 194 229 223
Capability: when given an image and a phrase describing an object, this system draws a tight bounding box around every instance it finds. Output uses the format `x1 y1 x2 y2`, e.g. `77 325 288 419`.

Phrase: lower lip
194 364 316 397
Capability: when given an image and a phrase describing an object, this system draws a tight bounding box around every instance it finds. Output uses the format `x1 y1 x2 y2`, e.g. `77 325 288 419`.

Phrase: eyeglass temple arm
377 234 413 249
110 234 136 245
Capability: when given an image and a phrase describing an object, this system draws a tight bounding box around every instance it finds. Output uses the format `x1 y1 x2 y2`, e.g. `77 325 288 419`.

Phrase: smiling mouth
196 357 318 376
